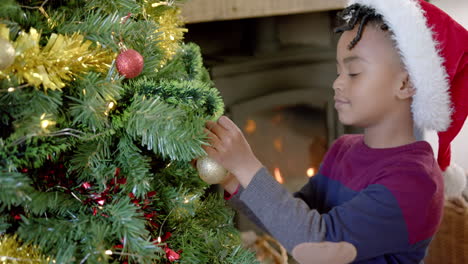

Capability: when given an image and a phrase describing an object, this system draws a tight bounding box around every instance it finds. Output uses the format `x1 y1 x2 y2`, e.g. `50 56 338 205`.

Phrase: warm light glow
40 113 46 120
271 114 283 125
105 250 113 255
41 120 50 129
274 167 284 184
7 87 15 92
307 168 316 178
152 1 169 7
157 237 162 243
244 119 256 134
273 138 283 152
108 102 115 109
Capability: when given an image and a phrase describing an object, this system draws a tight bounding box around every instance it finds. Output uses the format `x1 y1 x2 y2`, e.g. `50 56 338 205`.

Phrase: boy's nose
332 76 344 91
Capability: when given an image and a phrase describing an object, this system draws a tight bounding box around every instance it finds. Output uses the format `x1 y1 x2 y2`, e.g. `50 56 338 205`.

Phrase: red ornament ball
116 49 144 78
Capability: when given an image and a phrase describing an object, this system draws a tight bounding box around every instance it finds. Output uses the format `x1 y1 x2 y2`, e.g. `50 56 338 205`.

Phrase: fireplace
186 12 347 185
185 8 348 263
231 89 332 191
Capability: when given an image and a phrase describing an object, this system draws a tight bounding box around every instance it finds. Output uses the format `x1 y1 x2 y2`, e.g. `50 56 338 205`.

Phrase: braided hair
334 4 390 50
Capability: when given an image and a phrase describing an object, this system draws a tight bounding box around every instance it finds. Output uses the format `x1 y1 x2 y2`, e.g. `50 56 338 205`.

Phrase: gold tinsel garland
144 1 188 68
0 24 116 91
0 235 46 263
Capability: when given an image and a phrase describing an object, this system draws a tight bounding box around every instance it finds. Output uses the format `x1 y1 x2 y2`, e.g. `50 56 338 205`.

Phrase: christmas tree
0 0 258 263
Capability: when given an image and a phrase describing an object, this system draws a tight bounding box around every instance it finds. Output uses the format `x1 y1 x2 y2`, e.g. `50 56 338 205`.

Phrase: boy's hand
202 116 263 188
220 172 240 194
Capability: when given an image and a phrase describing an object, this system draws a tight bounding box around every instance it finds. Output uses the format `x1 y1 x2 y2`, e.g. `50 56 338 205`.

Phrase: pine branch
1 88 62 140
114 135 155 198
68 136 114 183
0 0 48 33
57 11 130 51
27 191 82 216
168 193 259 264
0 170 34 209
83 0 142 15
124 94 207 161
156 160 208 191
180 43 205 81
132 78 224 118
157 185 204 223
0 136 75 171
104 197 164 264
0 215 10 234
67 72 122 132
18 197 163 264
149 43 211 83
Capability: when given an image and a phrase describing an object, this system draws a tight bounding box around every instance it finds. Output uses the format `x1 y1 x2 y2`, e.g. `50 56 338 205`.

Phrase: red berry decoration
116 49 144 78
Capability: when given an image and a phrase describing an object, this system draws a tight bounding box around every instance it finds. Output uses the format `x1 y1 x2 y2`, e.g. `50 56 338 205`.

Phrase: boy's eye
349 73 360 77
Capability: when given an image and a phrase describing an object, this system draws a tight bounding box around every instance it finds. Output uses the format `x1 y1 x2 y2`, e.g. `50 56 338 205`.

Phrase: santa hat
346 0 468 197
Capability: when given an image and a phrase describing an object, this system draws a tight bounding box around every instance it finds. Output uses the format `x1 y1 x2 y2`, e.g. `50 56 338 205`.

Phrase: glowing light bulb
41 120 50 129
105 250 113 255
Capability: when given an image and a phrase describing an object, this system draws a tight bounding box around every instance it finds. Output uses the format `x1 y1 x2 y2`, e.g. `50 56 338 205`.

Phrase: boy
201 0 468 263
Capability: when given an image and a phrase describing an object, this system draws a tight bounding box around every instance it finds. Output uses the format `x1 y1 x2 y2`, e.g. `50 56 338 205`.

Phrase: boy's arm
221 173 272 234
224 171 323 210
239 167 437 263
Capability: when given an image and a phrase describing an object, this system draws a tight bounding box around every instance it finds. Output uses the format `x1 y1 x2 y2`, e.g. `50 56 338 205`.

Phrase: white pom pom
443 163 467 199
462 169 468 201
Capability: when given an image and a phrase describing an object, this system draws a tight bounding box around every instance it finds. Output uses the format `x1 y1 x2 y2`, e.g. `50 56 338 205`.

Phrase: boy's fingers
207 121 228 139
205 120 216 130
202 144 218 160
218 116 240 133
204 128 223 151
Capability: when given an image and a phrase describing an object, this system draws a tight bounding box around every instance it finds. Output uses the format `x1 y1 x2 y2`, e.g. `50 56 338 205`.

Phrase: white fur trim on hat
347 0 452 131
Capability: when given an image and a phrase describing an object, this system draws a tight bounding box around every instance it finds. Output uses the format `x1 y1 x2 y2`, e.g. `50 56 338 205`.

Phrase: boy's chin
338 116 354 126
338 116 365 128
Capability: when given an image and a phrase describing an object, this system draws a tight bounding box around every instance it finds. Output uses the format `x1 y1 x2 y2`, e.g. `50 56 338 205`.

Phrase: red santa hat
347 0 468 197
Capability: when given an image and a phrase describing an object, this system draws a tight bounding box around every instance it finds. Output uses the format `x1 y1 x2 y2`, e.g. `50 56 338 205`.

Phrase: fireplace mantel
181 0 346 23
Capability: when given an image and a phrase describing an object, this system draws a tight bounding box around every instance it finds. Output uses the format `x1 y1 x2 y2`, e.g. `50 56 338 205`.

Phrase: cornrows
334 4 390 50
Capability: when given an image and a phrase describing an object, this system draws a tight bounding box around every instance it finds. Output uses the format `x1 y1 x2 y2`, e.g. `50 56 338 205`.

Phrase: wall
424 0 468 171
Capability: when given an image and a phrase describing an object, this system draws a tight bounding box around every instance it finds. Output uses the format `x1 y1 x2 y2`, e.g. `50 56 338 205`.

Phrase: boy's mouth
334 97 350 109
334 97 350 103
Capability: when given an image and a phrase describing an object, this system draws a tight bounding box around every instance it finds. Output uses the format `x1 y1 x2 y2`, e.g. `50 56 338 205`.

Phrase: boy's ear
395 73 416 100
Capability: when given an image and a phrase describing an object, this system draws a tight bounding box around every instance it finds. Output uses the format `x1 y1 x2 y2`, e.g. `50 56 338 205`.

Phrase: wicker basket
241 231 288 264
425 197 468 264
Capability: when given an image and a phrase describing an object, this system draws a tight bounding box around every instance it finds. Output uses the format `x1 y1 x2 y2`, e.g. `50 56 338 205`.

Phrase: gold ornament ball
197 156 229 184
0 38 15 70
